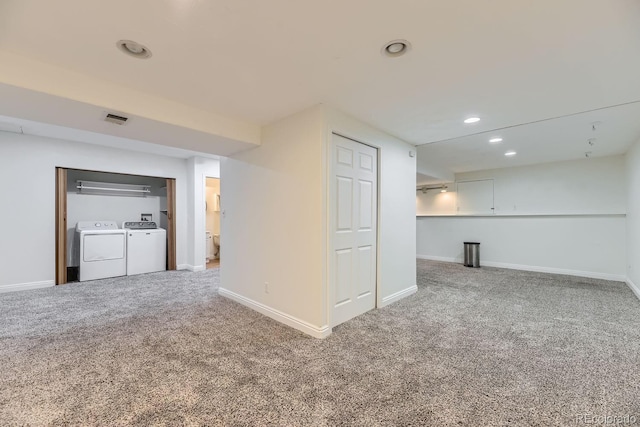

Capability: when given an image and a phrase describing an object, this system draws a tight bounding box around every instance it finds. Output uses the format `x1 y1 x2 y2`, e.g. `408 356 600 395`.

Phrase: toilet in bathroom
213 234 220 259
206 232 221 263
206 231 213 262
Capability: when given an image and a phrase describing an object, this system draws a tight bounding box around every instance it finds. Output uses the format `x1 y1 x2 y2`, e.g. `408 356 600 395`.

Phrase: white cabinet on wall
456 179 494 215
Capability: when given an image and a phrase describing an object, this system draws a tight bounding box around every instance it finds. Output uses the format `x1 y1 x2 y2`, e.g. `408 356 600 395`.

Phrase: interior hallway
1 261 638 425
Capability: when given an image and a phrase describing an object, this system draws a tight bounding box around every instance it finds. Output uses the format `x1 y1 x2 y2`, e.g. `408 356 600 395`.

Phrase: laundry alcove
55 167 177 285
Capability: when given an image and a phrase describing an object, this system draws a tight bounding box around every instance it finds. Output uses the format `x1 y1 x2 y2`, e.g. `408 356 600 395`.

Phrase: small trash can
463 242 480 268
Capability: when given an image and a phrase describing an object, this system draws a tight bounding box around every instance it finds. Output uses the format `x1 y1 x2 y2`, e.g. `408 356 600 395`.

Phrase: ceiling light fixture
381 39 411 57
417 184 450 194
464 117 480 124
504 151 516 157
116 40 152 59
489 137 503 143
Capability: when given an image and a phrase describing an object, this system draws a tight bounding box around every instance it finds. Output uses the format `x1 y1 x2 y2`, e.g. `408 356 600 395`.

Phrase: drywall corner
219 288 332 338
626 138 640 287
323 107 417 310
220 105 327 332
380 285 418 308
626 278 640 302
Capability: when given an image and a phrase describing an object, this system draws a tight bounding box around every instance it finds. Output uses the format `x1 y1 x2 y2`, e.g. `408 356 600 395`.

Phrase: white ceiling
1 0 640 161
417 102 640 183
0 114 219 160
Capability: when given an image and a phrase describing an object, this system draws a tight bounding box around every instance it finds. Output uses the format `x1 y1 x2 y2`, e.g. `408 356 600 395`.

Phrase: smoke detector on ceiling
104 112 129 126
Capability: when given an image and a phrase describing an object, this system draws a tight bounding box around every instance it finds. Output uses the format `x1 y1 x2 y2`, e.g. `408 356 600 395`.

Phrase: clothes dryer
122 222 167 275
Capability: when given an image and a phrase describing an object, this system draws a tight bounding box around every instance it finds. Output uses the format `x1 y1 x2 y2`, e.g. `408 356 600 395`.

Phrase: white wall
457 156 626 215
185 156 220 272
220 106 327 335
417 216 626 279
325 108 417 308
416 187 456 215
626 139 640 295
0 132 190 291
417 156 627 280
220 105 417 338
417 156 626 216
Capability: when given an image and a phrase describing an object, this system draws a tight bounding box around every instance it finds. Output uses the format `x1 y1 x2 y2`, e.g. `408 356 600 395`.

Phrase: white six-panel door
330 133 378 327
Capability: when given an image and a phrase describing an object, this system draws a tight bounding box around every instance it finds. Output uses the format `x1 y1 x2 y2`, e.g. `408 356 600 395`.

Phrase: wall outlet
264 282 269 294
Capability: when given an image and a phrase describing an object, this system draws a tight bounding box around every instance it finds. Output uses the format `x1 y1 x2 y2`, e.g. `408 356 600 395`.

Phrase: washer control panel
76 221 120 231
123 221 158 230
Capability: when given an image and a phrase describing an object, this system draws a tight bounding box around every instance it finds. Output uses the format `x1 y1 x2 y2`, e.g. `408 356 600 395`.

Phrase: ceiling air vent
104 113 129 126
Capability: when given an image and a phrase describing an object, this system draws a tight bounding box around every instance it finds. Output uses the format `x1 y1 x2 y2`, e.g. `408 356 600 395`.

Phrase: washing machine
76 221 127 282
122 222 167 275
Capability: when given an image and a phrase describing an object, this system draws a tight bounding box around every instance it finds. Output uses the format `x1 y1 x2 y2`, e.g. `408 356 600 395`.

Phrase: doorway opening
329 133 379 328
55 167 177 285
205 177 221 269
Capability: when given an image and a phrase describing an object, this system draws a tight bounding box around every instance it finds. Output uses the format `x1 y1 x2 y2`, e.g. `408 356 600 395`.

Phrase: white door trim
327 131 380 328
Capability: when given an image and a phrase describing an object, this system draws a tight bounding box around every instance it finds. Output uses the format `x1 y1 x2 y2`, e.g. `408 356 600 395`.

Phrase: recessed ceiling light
489 137 503 143
505 151 517 156
116 40 152 59
381 39 411 57
464 117 480 124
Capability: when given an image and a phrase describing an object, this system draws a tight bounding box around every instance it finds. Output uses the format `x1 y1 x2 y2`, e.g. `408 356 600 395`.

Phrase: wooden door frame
55 167 67 285
54 168 178 285
165 178 177 270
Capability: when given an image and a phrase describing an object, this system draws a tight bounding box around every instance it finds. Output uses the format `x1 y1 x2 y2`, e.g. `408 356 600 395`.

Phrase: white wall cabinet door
330 134 378 327
457 179 494 215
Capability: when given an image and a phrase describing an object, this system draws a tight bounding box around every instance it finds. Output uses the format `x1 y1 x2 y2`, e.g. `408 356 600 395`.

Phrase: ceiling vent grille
104 113 129 126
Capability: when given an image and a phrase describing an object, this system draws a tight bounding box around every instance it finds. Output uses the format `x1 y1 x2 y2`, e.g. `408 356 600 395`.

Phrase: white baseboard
626 278 640 301
218 288 331 339
417 255 458 263
0 280 55 294
380 285 418 308
177 264 206 272
481 261 626 282
417 255 626 282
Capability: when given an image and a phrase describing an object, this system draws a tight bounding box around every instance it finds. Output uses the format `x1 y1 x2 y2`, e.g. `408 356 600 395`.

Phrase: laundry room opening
205 177 221 269
55 167 177 285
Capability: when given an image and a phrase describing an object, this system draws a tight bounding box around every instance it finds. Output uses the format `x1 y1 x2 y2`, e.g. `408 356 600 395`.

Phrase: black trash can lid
463 242 480 245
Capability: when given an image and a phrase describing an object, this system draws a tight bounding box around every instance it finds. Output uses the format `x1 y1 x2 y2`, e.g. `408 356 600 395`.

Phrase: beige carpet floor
1 261 639 426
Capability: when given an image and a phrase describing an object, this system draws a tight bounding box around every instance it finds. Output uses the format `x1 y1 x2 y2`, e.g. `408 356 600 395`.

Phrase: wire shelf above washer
76 180 151 197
